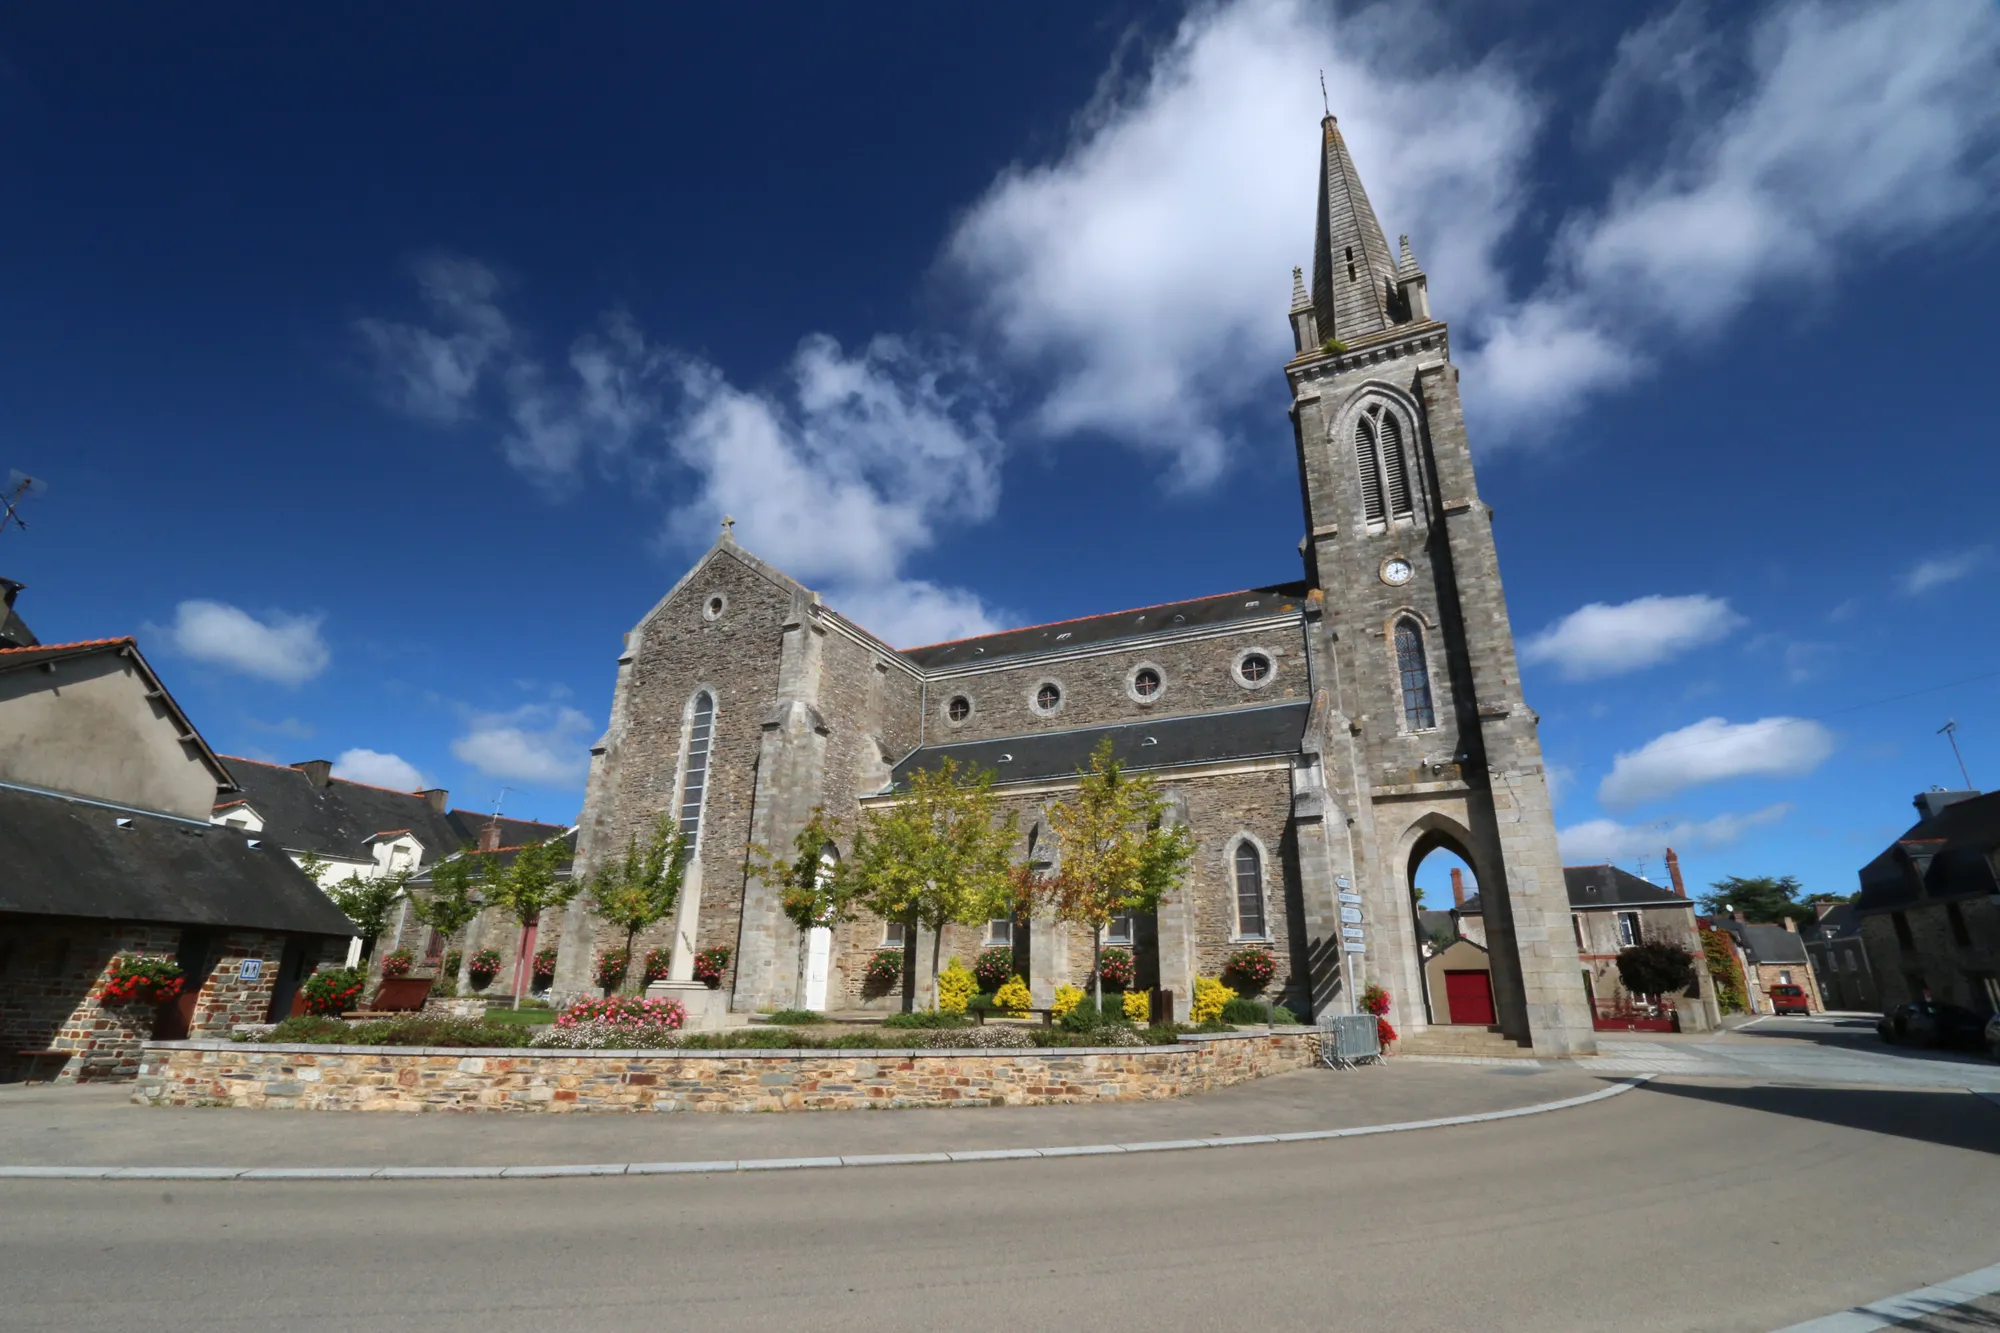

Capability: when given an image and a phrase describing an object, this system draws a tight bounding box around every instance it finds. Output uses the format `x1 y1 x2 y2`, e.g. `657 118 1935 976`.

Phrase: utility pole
1938 720 1974 790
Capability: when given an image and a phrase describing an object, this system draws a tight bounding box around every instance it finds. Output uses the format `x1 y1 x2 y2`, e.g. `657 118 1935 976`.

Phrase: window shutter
1380 411 1413 518
1355 416 1386 525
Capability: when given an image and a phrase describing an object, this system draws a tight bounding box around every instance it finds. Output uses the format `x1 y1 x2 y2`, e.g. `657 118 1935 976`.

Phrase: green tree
408 851 484 979
847 759 1017 1011
1039 739 1197 1011
484 836 581 1008
749 808 852 1008
1700 875 1817 923
587 815 689 994
323 870 408 960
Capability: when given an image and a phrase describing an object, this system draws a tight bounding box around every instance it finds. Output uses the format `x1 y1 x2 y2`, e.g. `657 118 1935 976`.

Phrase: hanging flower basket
300 967 366 1016
532 946 558 987
466 948 503 990
693 945 731 989
100 955 184 1006
642 948 672 985
863 948 902 992
1095 948 1136 992
1222 946 1276 992
378 947 415 980
973 948 1015 992
596 947 631 992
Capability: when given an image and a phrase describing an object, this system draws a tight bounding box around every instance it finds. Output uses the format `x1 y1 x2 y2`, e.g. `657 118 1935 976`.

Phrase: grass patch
762 1009 829 1025
264 1016 530 1047
476 1006 559 1028
880 1009 971 1029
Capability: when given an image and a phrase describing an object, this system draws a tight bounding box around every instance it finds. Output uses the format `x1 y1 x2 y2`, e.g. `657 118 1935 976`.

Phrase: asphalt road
4 1076 1996 1332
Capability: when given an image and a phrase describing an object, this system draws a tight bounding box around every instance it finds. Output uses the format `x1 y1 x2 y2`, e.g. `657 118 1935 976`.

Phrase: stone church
552 116 1597 1056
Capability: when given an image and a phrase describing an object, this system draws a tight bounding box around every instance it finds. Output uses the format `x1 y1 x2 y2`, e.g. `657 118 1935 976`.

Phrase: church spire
1309 114 1400 345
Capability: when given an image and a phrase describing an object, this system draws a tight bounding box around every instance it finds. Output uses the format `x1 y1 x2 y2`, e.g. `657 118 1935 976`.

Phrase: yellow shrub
1191 975 1236 1024
993 974 1033 1017
1050 984 1084 1020
935 959 977 1014
1122 988 1152 1023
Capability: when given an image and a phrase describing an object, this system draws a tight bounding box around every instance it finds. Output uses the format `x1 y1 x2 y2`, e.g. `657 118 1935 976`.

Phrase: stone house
210 757 569 984
1799 902 1879 1012
1453 858 1721 1032
551 116 1597 1054
1853 788 1999 1015
0 597 354 1082
1714 915 1822 1014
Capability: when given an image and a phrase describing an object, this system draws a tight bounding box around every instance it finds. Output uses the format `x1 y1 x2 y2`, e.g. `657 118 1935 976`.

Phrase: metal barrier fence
1318 1013 1383 1069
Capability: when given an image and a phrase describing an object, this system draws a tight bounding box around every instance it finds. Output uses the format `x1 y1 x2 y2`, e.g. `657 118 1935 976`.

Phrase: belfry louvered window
1354 403 1415 528
1395 619 1436 731
677 690 716 848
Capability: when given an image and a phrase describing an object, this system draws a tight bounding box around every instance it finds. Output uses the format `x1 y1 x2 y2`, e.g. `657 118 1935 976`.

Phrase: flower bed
134 1028 1316 1113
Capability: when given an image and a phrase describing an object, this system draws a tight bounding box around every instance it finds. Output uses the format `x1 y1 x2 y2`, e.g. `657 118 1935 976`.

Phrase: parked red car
1769 984 1812 1015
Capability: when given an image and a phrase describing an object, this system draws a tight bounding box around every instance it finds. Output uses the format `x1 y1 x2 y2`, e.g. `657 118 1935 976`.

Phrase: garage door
1444 970 1495 1026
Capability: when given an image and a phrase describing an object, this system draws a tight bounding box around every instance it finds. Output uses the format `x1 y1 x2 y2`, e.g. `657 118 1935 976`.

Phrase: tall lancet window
1233 840 1267 939
1354 403 1415 528
1394 619 1436 732
677 690 716 849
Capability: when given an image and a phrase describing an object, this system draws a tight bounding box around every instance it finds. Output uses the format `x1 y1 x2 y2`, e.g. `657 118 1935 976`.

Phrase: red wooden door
1444 970 1495 1026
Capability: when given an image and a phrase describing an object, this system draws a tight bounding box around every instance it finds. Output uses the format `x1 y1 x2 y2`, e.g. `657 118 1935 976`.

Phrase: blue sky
5 1 1996 898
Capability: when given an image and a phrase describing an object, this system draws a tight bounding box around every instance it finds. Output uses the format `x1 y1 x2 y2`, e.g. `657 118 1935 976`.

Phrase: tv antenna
1938 720 1974 789
0 472 45 537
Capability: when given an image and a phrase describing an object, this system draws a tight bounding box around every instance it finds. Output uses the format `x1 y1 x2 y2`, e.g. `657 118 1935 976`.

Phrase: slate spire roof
1310 113 1400 344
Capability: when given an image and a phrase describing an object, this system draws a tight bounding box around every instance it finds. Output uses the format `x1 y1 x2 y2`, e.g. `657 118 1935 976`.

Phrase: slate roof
1418 908 1457 941
1457 865 1691 916
900 582 1310 670
1718 919 1810 965
0 578 37 650
1802 902 1862 941
1855 789 2000 913
889 700 1312 789
219 758 569 862
0 782 356 935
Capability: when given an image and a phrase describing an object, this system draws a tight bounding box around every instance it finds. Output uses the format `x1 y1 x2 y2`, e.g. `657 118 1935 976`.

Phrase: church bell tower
1286 115 1595 1056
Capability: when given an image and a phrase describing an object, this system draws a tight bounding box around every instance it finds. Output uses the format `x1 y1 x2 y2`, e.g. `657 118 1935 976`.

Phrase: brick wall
134 1029 1318 1113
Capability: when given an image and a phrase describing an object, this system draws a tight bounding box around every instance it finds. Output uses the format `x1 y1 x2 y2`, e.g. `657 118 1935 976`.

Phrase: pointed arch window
1354 403 1415 528
1233 840 1267 939
677 690 716 848
1394 619 1436 731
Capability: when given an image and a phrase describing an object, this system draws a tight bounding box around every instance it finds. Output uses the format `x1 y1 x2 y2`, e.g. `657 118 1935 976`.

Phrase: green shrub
267 1016 352 1043
763 1009 828 1025
826 1030 889 1049
1269 1005 1300 1025
880 1009 969 1029
1220 996 1273 1025
264 1015 529 1048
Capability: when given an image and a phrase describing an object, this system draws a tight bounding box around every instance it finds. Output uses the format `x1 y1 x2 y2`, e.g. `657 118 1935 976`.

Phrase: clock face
1381 557 1414 587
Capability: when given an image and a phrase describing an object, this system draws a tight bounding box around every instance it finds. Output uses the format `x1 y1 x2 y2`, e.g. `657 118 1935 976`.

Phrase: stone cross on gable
720 514 735 541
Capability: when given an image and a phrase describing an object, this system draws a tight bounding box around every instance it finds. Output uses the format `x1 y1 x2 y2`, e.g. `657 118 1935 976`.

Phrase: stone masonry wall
133 1030 1316 1113
1861 898 2000 1013
925 621 1310 744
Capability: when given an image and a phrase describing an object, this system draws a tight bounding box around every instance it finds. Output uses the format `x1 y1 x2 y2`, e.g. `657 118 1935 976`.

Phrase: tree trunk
930 922 944 1013
1092 924 1103 1014
513 913 539 1010
625 926 640 997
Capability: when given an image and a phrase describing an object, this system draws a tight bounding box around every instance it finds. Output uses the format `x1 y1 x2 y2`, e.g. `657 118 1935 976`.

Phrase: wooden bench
969 1008 1056 1028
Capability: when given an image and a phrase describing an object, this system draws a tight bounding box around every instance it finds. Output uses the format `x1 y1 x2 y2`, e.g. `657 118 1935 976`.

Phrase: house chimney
419 788 449 815
1665 847 1685 898
479 820 503 852
292 759 333 789
1450 867 1467 908
1782 916 1797 933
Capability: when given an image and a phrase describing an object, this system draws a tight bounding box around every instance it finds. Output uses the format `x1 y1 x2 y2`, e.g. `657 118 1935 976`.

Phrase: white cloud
1598 716 1835 808
354 257 512 423
156 600 329 685
945 0 2000 454
945 0 1538 482
451 704 595 787
1477 0 2000 429
1522 594 1742 680
1559 803 1791 863
332 748 424 791
361 274 1006 648
1905 547 1988 593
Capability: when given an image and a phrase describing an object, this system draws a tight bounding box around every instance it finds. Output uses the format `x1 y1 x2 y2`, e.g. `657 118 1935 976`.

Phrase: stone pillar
1151 790 1196 1022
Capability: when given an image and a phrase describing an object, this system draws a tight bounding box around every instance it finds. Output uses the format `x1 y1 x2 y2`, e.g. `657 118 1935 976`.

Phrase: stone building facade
553 116 1596 1055
1853 789 1999 1014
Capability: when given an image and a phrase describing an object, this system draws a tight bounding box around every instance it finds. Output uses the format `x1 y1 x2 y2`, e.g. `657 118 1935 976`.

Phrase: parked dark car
1769 984 1811 1015
1876 1001 1987 1050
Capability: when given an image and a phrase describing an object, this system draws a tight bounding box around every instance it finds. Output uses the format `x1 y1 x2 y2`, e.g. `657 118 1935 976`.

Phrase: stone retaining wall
132 1031 1316 1113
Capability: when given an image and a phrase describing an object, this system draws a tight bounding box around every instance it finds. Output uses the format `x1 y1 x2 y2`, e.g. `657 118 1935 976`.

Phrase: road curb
0 1076 1651 1183
1770 1259 2000 1331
